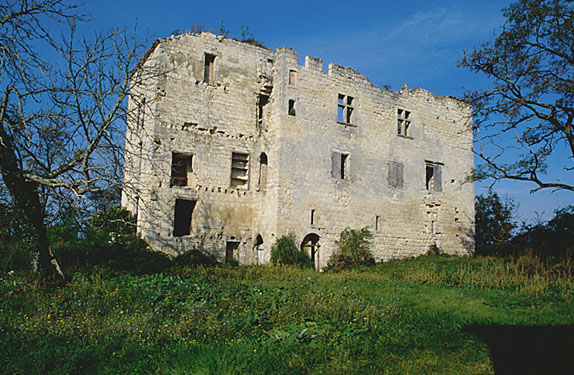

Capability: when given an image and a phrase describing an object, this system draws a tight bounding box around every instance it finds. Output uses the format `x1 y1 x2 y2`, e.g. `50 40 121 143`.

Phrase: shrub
270 234 313 268
328 227 375 271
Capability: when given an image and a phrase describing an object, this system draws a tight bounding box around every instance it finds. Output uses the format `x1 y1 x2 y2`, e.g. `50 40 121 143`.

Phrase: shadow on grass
464 324 574 375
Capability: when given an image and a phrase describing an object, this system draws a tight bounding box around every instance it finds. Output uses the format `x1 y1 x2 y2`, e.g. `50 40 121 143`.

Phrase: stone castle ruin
122 32 474 269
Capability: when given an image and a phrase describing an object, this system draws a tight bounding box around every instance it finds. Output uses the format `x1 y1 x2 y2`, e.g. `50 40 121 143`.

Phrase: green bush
270 234 313 268
50 207 172 274
328 227 375 271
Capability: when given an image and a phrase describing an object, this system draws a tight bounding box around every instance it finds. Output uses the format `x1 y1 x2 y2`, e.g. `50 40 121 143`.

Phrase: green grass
1 255 573 374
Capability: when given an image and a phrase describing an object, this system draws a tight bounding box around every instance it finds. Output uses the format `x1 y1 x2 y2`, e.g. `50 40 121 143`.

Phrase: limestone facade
122 32 475 268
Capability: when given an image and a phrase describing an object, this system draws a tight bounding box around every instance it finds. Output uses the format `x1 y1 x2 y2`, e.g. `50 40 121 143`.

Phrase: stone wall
122 32 474 267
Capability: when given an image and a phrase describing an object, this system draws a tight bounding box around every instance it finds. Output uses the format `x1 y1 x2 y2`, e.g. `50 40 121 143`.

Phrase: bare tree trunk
0 90 63 279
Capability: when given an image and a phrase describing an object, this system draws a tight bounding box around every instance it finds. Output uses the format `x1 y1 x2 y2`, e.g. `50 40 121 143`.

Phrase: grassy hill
1 255 573 374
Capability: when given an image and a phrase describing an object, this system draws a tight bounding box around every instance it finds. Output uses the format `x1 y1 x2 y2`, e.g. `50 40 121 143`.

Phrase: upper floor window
397 108 411 137
204 53 216 84
171 152 193 187
289 70 297 86
337 94 354 124
425 161 443 192
331 151 350 180
231 152 249 188
388 160 404 188
288 99 296 116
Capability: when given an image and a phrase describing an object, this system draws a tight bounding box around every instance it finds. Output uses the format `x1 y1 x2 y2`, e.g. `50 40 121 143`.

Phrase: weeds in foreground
1 255 572 374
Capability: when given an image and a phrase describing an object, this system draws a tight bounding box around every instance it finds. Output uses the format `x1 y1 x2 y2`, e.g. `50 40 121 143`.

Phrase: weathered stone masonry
122 32 474 268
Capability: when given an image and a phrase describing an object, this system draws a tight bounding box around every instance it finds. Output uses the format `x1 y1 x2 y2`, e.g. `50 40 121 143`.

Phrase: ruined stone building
122 32 474 269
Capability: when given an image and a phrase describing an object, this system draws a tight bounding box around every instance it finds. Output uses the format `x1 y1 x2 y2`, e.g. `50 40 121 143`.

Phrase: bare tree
0 0 150 278
460 0 574 192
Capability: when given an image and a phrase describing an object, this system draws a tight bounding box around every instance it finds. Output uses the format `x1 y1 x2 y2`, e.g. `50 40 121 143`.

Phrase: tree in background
0 1 151 278
460 0 574 192
474 192 516 256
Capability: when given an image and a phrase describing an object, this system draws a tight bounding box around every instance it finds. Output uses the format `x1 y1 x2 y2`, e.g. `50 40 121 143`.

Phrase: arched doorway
255 235 264 265
301 233 320 270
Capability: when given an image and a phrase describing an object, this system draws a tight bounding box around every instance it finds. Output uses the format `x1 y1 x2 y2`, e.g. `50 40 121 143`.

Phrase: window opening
231 152 249 188
171 153 193 187
289 70 297 86
337 94 354 124
397 108 411 137
173 199 196 237
258 94 269 124
311 209 316 225
340 154 348 179
375 215 381 231
288 99 296 116
204 53 215 84
387 161 404 188
425 161 443 192
225 241 240 263
331 151 350 180
258 152 268 191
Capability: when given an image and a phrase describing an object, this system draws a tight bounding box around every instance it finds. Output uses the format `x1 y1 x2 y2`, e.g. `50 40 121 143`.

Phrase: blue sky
84 0 572 223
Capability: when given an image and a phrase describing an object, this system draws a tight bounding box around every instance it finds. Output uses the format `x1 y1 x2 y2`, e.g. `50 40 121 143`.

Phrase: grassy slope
1 255 573 374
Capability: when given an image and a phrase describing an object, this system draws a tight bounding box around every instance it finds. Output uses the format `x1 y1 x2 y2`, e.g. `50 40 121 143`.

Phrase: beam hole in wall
173 199 196 237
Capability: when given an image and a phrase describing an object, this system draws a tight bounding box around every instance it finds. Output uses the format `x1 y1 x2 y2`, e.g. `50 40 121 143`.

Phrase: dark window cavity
425 161 443 192
332 151 350 180
173 199 196 237
171 153 193 187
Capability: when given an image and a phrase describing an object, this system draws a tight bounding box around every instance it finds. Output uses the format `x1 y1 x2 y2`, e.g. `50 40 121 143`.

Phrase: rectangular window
288 99 296 116
173 199 196 237
204 53 215 84
226 241 240 262
331 151 349 180
170 153 193 187
289 70 297 86
425 161 443 192
375 215 381 231
311 209 316 225
337 94 354 124
387 161 404 188
231 152 249 188
397 108 411 137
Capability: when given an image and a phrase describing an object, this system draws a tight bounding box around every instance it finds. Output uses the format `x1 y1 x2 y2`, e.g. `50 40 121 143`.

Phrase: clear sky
83 0 572 223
